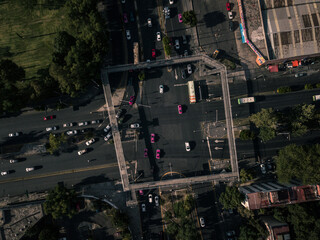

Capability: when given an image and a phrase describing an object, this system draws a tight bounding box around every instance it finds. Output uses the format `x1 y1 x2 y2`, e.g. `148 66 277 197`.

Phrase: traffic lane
0 165 121 197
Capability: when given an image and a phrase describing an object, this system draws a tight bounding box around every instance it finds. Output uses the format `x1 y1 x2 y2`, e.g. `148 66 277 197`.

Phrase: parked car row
1 166 37 176
141 193 159 212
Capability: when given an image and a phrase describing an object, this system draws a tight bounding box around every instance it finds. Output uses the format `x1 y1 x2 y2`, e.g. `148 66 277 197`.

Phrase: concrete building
261 216 291 240
239 181 320 210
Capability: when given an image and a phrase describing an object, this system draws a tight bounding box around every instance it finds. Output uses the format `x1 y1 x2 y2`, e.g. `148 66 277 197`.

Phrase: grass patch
0 2 67 80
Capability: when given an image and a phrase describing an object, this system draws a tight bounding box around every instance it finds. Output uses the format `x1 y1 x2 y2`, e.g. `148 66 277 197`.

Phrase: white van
185 142 191 151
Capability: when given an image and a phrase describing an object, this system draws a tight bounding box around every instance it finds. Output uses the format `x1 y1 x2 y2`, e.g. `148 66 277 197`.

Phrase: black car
181 70 186 79
229 21 234 31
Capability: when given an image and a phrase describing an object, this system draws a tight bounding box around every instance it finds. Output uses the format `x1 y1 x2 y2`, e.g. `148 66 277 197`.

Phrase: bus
133 42 139 64
188 81 196 104
238 97 255 104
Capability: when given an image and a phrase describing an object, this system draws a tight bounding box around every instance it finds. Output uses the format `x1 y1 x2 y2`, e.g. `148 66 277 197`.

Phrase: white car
116 109 123 119
104 133 112 142
169 0 174 4
130 123 140 129
63 123 73 127
148 194 153 203
86 138 95 146
155 196 159 206
1 171 8 176
185 142 191 151
8 132 19 137
66 130 77 136
78 149 87 156
91 120 102 124
10 159 18 163
104 124 111 133
141 203 146 212
260 164 266 174
46 126 57 132
175 39 180 49
122 0 125 3
156 32 161 41
26 167 34 172
228 11 233 20
187 64 192 74
199 217 205 227
126 30 131 40
78 121 89 127
147 18 152 27
159 85 164 94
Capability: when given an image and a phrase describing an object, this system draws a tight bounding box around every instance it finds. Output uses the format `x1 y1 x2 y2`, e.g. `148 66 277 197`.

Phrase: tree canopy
43 185 78 219
275 144 320 184
219 186 245 210
182 11 197 27
249 108 278 129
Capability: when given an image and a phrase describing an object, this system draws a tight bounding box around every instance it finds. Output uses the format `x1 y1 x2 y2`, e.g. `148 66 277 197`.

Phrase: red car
152 49 156 58
151 133 155 143
226 2 231 11
156 149 161 159
178 105 183 114
44 115 55 120
129 96 135 105
123 13 128 23
178 13 183 23
139 190 144 195
144 148 148 157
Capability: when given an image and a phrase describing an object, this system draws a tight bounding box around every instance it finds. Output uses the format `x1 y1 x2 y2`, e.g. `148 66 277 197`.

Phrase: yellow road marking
0 162 119 184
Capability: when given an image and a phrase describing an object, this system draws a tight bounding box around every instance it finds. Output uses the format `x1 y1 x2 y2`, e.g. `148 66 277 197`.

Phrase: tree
52 31 76 65
249 108 278 129
182 11 197 27
240 169 254 183
288 104 315 136
239 224 262 240
43 185 78 219
138 71 145 81
316 83 320 88
162 35 172 56
259 127 276 142
239 130 255 140
304 83 313 90
219 186 245 210
109 208 130 231
47 133 67 154
38 227 59 240
277 86 291 93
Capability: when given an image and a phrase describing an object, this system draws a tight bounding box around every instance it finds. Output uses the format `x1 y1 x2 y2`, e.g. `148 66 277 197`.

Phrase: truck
313 95 320 101
238 97 255 104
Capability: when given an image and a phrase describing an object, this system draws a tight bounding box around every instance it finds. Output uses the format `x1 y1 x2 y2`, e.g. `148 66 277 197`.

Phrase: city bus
188 81 196 104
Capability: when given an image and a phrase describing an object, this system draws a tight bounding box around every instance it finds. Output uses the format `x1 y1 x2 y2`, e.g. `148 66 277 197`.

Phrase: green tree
249 108 278 129
182 11 198 27
38 227 59 240
43 185 78 219
316 83 320 88
259 127 276 142
277 86 292 93
162 35 172 56
239 130 255 140
138 71 145 81
47 133 67 154
240 169 254 183
239 224 262 240
52 31 76 65
288 104 315 136
109 208 129 231
304 83 313 90
219 186 245 210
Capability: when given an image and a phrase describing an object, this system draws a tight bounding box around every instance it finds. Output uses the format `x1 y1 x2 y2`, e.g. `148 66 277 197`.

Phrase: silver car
8 132 19 137
147 18 152 27
175 39 180 49
78 121 89 127
130 123 140 129
187 64 192 74
46 126 57 132
104 132 112 141
126 30 131 40
66 130 77 136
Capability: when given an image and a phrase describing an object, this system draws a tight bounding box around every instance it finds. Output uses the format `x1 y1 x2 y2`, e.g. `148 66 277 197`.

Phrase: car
151 133 155 143
78 121 89 127
147 18 152 27
152 48 156 58
8 132 19 137
144 148 148 157
9 159 18 163
155 196 159 206
181 70 186 79
91 119 102 124
139 190 144 195
43 115 54 121
175 39 180 49
178 105 183 114
156 149 161 159
129 96 135 105
86 138 95 146
182 35 187 44
66 130 78 136
229 20 234 31
163 7 170 19
295 72 306 77
159 85 164 94
146 59 151 69
148 194 153 203
199 217 205 227
178 13 183 23
228 11 233 19
46 126 57 132
126 30 131 40
169 0 174 4
260 164 266 174
1 171 8 176
26 167 34 172
130 12 134 22
121 0 125 3
78 149 87 156
187 64 192 74
226 230 235 237
185 142 191 151
63 123 73 127
213 49 220 59
116 109 123 119
226 2 231 11
123 13 128 23
184 50 188 56
141 203 146 212
104 132 112 142
104 124 111 133
156 32 161 41
130 123 140 129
